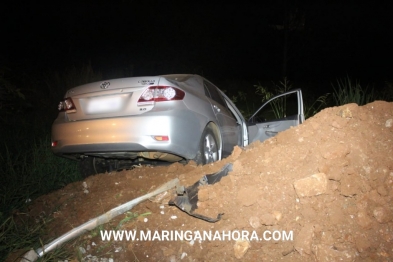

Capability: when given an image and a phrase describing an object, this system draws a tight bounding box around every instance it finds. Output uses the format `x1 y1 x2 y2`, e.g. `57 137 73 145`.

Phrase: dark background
2 0 393 86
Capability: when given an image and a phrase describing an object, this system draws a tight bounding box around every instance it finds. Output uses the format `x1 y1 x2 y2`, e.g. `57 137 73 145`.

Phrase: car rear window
204 81 226 106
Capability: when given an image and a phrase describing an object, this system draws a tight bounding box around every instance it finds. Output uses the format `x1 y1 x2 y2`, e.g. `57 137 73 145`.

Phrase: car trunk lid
64 77 161 121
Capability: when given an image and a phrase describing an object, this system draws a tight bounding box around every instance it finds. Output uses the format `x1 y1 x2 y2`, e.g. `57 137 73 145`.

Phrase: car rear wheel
195 126 219 165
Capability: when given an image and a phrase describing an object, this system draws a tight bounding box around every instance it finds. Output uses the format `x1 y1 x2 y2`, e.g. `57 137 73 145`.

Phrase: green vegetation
0 64 101 261
254 77 293 119
230 90 255 119
382 81 393 101
332 76 377 106
116 211 151 230
0 214 72 261
303 92 330 119
233 77 330 120
232 76 392 122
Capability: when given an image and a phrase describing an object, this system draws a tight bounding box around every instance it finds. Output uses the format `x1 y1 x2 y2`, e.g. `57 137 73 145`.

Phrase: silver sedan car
51 74 304 176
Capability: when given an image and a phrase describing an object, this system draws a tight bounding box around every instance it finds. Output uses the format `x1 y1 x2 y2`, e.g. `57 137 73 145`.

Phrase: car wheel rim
203 133 218 163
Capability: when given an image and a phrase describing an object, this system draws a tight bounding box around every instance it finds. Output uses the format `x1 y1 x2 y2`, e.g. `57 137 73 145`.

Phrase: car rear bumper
51 111 205 160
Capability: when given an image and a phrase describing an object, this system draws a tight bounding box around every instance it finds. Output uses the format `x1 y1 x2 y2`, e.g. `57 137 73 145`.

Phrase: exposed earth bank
11 101 393 261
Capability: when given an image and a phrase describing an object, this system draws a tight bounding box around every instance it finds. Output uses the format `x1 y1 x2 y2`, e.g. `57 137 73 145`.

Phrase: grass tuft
0 135 80 261
332 76 376 106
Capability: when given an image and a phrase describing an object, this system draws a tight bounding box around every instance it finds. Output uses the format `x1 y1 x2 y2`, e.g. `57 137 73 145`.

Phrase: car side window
204 81 226 106
251 92 298 123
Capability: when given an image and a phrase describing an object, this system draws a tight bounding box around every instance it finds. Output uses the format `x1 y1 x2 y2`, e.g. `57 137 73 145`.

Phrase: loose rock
293 173 328 197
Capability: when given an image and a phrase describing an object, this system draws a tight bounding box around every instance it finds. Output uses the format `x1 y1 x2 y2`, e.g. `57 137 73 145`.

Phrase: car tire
195 126 219 165
78 157 108 178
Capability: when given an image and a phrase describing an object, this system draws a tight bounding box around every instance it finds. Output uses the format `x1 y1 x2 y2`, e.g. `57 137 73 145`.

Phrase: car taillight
58 97 76 111
137 86 185 106
153 135 169 141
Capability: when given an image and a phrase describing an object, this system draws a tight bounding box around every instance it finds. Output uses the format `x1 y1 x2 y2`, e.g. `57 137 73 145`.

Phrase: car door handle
263 123 280 129
213 105 221 112
265 131 278 136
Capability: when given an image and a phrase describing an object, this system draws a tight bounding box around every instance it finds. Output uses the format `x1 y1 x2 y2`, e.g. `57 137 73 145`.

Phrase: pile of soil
10 101 393 261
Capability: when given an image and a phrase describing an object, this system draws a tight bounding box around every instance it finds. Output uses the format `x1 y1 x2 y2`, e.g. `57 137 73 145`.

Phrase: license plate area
83 94 129 114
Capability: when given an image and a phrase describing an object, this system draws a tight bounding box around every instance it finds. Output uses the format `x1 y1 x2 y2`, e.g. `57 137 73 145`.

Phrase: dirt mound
14 101 393 261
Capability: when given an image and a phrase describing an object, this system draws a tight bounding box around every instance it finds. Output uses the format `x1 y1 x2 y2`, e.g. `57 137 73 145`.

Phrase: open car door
247 89 304 143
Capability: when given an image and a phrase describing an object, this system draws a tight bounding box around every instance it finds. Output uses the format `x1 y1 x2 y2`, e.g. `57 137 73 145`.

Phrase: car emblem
138 80 156 85
100 81 110 89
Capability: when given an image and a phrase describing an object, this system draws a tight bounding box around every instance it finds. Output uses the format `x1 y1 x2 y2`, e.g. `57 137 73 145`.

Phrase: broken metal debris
169 163 233 222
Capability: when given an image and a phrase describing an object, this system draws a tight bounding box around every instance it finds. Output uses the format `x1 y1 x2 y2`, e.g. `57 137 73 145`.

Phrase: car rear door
247 89 304 143
203 80 240 156
220 92 249 147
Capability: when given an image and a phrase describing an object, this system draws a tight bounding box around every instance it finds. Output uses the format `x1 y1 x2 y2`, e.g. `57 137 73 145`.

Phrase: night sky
3 1 393 83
